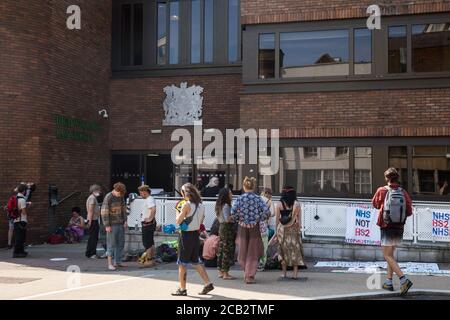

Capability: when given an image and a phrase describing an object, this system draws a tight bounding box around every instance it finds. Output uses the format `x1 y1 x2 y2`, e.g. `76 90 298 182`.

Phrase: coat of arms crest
162 82 204 126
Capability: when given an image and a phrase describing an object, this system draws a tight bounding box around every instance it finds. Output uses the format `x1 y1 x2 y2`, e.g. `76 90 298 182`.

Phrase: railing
128 196 450 245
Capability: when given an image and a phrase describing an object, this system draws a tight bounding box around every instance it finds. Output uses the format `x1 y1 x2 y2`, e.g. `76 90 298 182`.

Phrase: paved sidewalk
1 243 449 300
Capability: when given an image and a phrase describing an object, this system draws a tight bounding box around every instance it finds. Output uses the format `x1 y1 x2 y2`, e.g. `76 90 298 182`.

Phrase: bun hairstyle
384 167 399 183
243 176 257 192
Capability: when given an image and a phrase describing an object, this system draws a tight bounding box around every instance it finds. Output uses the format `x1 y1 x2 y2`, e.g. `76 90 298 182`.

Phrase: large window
388 26 407 74
169 1 179 64
354 28 372 75
190 0 201 64
228 0 240 62
113 0 241 72
412 146 450 195
388 146 409 190
204 0 214 63
355 147 372 194
157 2 167 65
412 23 450 73
282 147 350 195
258 33 275 79
120 3 143 66
244 14 450 90
280 30 350 78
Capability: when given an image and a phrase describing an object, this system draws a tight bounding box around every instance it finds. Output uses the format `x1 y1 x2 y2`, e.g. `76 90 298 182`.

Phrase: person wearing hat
138 185 157 267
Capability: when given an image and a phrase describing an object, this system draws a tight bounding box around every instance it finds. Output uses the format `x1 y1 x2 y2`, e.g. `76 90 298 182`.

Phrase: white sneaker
89 255 97 259
108 265 116 271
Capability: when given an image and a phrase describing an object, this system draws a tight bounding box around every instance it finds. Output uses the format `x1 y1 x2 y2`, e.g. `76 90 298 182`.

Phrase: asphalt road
1 243 449 300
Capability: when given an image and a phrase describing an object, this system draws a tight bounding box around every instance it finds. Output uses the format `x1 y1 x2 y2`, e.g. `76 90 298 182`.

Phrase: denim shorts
8 219 14 229
381 228 404 247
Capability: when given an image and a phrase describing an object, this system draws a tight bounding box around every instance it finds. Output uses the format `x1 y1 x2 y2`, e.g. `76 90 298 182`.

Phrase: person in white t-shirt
138 185 157 266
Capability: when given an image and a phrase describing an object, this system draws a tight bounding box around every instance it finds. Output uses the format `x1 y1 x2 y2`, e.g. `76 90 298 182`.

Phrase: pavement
1 242 450 300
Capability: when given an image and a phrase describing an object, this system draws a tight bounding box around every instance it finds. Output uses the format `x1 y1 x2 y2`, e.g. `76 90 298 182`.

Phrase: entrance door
111 154 142 197
146 154 173 194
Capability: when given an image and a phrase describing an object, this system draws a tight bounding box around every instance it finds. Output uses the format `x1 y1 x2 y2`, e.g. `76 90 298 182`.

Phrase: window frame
112 0 242 76
242 13 450 92
279 28 354 79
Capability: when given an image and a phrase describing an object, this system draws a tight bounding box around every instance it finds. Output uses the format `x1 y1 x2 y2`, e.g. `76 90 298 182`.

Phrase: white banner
431 210 450 238
345 205 380 246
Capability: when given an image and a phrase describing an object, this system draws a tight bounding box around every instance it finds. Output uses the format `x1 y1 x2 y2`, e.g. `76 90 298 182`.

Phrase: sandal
245 277 256 284
199 283 214 295
222 275 236 280
171 288 187 296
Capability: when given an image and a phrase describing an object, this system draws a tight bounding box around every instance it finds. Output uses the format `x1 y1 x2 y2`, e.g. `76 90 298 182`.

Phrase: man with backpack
7 184 29 258
372 168 413 295
5 182 35 249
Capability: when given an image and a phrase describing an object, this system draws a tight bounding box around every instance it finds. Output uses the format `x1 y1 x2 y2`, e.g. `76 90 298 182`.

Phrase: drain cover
0 277 40 284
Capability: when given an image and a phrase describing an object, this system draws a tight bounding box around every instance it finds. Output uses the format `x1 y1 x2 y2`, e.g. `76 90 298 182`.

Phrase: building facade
1 0 450 245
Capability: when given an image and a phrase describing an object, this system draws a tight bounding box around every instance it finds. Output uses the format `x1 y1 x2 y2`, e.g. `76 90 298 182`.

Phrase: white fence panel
303 202 347 237
127 196 450 245
403 212 414 241
128 200 145 227
416 203 450 243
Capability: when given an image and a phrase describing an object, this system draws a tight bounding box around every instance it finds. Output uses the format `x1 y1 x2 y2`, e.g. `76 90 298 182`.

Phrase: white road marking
15 273 155 300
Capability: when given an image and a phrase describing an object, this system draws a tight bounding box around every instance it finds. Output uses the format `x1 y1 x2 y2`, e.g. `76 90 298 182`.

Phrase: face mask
94 192 100 197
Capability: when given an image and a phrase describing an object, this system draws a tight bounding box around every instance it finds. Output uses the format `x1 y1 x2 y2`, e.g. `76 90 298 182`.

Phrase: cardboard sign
432 210 450 237
345 205 381 246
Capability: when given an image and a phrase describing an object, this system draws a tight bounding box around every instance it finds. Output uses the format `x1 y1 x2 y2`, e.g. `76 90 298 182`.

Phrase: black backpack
279 201 293 225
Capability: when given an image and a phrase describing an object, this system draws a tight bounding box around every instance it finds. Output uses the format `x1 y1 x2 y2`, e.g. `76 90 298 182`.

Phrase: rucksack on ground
6 195 24 220
383 186 407 225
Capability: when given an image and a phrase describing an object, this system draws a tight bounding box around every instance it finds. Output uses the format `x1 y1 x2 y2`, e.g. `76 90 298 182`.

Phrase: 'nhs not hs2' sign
432 211 450 237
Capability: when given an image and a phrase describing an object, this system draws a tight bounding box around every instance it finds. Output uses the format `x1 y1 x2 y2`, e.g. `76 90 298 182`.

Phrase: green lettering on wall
54 115 101 143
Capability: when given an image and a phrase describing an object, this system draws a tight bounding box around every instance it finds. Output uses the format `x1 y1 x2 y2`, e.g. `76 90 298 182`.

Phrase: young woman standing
172 183 214 296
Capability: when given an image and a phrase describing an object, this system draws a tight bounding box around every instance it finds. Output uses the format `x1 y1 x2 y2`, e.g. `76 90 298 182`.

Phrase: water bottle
141 175 145 186
135 219 139 231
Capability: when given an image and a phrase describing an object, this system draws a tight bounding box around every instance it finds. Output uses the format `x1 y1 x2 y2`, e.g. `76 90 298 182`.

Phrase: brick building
1 0 450 245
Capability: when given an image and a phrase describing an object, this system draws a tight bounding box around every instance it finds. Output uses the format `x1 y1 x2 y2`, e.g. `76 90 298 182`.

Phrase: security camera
98 109 109 119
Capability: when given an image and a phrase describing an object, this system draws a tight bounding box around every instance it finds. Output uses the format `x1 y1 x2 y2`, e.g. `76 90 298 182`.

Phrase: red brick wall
0 0 111 246
242 0 450 24
240 88 450 138
109 74 242 151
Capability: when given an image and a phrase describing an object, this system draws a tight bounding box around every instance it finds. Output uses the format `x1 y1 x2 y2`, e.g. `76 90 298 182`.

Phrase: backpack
48 234 65 245
383 186 407 225
6 195 25 221
279 201 293 225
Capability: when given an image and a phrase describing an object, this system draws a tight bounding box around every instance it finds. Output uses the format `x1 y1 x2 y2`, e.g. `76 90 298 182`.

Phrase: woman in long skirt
231 177 270 284
275 187 305 280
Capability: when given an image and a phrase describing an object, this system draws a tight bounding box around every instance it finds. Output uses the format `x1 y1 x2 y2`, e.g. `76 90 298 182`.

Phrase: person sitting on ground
202 224 220 268
65 207 85 243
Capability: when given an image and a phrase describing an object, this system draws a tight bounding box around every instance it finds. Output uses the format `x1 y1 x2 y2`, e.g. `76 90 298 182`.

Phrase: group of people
170 177 307 295
4 166 415 296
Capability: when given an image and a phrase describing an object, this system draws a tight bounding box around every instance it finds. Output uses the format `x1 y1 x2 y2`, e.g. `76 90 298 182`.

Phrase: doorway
146 154 173 194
